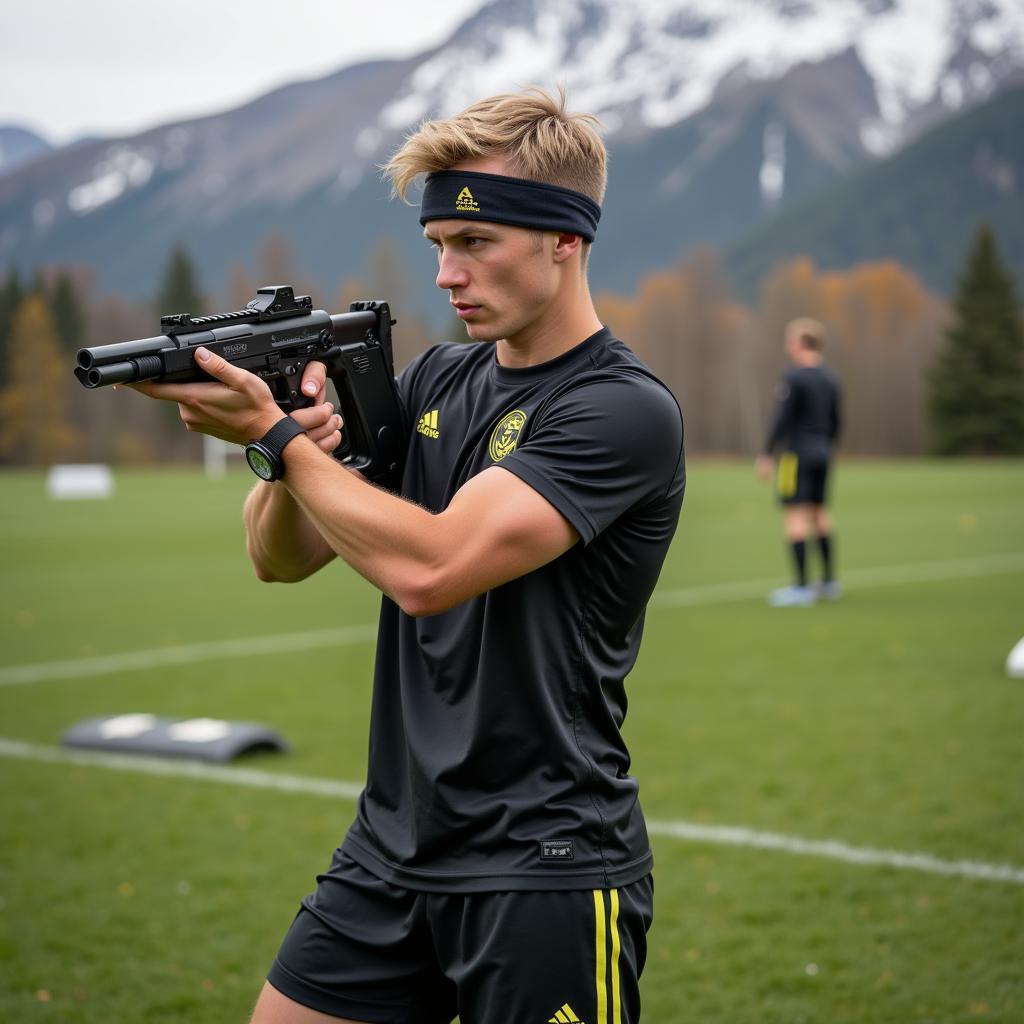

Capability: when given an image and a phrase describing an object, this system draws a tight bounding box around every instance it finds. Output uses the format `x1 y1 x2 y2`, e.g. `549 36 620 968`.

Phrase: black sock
790 540 807 587
818 534 833 582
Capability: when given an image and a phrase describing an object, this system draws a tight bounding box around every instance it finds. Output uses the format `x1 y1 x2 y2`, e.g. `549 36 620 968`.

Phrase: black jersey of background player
765 364 842 460
341 327 685 894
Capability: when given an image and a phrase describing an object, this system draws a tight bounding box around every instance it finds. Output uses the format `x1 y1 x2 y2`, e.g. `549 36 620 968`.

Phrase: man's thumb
194 346 235 382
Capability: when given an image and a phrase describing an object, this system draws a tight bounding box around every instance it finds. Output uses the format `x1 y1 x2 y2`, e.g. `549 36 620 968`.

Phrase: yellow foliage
0 295 78 465
591 252 944 455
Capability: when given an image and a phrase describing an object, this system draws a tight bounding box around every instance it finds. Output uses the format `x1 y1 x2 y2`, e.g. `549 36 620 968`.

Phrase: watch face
246 445 276 481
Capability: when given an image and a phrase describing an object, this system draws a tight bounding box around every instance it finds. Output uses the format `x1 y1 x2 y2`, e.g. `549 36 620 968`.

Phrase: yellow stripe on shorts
609 889 622 1024
594 889 622 1024
777 451 799 499
594 891 607 1024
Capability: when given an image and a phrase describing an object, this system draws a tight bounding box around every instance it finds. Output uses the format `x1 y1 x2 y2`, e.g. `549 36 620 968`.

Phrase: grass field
1 459 1022 1023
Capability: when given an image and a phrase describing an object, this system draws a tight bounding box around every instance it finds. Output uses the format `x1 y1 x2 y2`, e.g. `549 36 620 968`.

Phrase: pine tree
157 244 204 318
928 225 1024 455
0 268 24 391
50 269 87 353
0 294 77 465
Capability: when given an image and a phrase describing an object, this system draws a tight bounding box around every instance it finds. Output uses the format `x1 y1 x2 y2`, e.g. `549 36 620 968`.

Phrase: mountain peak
378 0 1024 152
2 0 1022 303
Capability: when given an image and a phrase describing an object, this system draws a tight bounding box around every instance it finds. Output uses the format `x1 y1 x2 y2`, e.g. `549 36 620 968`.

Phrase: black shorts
267 850 654 1024
776 450 831 506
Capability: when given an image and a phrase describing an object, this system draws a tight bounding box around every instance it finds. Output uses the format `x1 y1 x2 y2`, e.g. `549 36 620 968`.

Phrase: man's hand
129 349 342 453
290 360 343 455
756 454 774 483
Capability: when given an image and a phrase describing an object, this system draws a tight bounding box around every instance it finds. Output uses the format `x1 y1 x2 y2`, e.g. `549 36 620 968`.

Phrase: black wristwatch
244 417 307 481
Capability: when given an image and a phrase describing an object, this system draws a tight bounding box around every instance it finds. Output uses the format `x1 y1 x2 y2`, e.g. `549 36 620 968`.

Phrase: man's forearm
278 435 443 612
244 479 337 582
279 437 578 618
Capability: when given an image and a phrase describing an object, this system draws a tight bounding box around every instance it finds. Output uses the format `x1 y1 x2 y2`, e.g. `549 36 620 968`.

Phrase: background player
756 317 842 607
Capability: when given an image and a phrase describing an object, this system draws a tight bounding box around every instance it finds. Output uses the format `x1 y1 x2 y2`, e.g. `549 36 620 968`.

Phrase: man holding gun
132 88 684 1024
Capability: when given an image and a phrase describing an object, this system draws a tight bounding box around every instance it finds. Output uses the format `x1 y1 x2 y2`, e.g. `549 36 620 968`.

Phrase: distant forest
0 226 1015 466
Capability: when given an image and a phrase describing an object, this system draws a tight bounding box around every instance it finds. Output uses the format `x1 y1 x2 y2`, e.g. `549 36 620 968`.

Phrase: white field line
645 819 1024 885
0 737 364 801
1 736 1021 886
651 552 1024 608
2 552 1022 688
0 625 377 687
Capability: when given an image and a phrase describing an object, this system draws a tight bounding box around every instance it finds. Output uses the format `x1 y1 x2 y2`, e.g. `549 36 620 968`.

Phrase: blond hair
786 317 827 352
383 87 607 205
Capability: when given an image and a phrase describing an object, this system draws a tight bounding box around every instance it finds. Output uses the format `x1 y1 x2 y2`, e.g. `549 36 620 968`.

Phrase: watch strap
258 416 307 462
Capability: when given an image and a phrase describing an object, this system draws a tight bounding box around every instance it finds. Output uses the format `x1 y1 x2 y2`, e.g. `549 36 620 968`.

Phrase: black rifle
75 285 406 486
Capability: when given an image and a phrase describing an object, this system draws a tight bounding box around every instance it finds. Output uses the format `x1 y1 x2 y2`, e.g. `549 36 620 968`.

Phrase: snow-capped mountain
378 0 1024 154
1 0 1022 302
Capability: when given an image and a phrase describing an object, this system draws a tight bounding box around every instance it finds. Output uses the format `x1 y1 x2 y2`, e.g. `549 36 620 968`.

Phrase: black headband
419 170 601 242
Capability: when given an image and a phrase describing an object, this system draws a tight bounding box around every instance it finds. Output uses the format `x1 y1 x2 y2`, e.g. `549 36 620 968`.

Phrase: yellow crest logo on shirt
489 408 527 462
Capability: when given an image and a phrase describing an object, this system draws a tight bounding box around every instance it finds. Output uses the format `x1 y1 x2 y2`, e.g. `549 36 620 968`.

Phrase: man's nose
436 251 469 291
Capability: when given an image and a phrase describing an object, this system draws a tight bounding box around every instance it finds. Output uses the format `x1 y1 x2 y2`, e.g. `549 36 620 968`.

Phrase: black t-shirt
341 327 685 893
764 364 841 460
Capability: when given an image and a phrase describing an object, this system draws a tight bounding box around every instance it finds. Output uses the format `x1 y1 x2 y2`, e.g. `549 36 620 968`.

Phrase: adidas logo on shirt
548 1004 583 1023
416 409 440 439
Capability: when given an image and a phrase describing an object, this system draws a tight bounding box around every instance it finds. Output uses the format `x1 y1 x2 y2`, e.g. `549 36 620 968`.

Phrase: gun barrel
85 361 139 388
77 335 173 370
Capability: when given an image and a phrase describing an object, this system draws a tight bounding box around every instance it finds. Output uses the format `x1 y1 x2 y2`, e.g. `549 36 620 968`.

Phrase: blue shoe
768 585 816 607
815 581 843 601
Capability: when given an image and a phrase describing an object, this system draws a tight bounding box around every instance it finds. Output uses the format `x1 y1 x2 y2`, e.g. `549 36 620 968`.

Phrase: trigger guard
273 394 315 411
273 376 315 410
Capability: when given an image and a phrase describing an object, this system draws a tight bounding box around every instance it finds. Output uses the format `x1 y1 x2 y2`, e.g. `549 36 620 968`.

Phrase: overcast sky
0 0 485 144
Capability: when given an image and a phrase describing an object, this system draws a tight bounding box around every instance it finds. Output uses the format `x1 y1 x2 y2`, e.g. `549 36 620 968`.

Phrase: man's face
422 156 560 344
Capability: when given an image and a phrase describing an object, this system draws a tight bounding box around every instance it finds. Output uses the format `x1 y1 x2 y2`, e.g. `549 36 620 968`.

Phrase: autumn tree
928 224 1024 454
750 256 945 456
820 260 941 455
604 251 751 453
258 233 299 289
597 251 948 456
225 263 256 310
0 295 77 465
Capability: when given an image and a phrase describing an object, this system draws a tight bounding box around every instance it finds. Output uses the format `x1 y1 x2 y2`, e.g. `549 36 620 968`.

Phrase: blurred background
1 0 1022 463
1 2 1023 1022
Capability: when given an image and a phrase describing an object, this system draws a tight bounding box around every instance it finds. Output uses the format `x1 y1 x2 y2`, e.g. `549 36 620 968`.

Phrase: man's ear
551 232 583 263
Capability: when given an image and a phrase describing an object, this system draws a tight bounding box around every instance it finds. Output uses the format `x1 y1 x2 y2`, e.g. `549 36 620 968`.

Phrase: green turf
1 461 1022 1022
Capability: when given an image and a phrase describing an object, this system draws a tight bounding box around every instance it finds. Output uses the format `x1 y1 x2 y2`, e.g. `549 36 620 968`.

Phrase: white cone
1007 637 1024 678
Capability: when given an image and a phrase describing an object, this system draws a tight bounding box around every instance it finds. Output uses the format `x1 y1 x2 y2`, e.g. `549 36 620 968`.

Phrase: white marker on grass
1007 637 1024 678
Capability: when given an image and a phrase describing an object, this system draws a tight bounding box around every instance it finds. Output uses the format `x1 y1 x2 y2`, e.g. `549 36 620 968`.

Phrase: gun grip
326 350 404 488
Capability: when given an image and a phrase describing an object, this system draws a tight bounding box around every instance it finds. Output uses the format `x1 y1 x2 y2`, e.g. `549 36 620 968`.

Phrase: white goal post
203 435 245 478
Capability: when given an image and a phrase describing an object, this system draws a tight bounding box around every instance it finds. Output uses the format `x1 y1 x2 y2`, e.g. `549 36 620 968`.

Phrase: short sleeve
395 345 440 424
498 373 684 544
